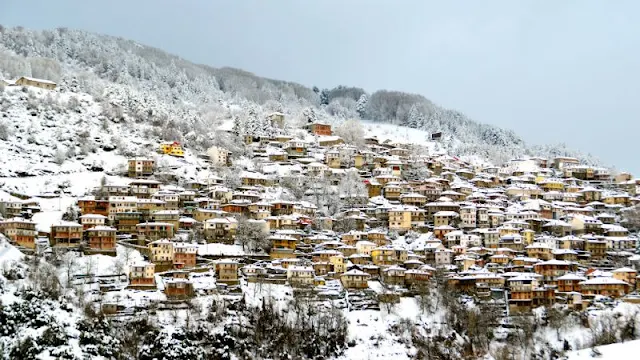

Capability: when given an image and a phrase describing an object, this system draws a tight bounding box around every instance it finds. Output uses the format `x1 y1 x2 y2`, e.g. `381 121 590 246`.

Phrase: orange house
307 122 332 136
78 198 110 217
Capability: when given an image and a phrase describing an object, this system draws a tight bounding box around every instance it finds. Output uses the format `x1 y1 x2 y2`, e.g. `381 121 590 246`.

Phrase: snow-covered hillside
0 26 601 168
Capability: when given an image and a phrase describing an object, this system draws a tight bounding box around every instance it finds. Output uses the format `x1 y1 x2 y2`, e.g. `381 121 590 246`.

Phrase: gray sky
1 1 638 174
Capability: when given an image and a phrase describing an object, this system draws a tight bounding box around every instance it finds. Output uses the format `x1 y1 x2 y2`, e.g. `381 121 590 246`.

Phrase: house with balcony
579 277 629 298
287 266 315 287
128 158 155 178
129 261 156 287
215 259 239 285
79 214 107 230
0 217 37 249
137 222 175 242
86 226 117 254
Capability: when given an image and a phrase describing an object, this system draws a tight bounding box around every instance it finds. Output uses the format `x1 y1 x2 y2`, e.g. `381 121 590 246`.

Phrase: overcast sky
1 1 638 173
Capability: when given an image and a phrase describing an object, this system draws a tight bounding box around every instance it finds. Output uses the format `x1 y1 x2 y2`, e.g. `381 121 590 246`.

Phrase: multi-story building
137 222 175 242
129 261 155 286
287 266 315 287
108 196 138 221
114 212 141 234
159 141 184 157
79 214 107 230
0 217 37 249
77 197 110 217
86 226 117 253
388 207 412 232
127 158 155 178
173 242 197 269
149 239 174 265
215 259 239 284
50 221 83 249
340 269 370 289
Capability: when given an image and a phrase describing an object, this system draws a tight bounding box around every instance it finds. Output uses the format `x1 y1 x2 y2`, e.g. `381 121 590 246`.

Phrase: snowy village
0 25 640 360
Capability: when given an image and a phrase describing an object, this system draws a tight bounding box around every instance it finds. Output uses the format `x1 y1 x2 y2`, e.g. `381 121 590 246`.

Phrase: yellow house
129 261 156 286
538 178 565 192
159 141 185 157
522 229 535 245
388 207 412 232
329 254 347 273
371 247 408 266
149 239 175 264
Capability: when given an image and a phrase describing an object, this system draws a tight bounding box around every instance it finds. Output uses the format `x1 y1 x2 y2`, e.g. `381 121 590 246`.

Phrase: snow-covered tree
334 119 365 148
356 93 368 118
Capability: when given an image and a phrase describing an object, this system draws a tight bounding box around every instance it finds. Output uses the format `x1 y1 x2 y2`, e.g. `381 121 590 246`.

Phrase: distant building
306 122 332 136
15 76 56 90
159 142 185 157
128 158 155 178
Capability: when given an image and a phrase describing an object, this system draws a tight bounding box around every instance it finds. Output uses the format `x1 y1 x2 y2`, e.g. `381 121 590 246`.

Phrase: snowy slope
566 339 640 359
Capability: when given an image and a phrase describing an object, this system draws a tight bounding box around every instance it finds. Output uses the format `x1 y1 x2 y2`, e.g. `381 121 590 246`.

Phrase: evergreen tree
356 94 368 118
407 104 421 128
231 115 243 135
320 89 330 105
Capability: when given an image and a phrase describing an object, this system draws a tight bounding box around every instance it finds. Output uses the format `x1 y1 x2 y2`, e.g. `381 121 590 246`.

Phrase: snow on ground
74 245 144 277
340 296 447 360
566 339 640 359
360 120 441 153
198 243 245 257
0 172 117 197
0 234 24 264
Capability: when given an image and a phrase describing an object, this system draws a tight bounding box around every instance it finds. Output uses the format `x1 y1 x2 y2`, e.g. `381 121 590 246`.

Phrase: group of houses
2 111 640 312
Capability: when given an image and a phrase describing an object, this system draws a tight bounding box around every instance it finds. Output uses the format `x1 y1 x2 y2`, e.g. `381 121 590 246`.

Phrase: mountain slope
0 26 599 167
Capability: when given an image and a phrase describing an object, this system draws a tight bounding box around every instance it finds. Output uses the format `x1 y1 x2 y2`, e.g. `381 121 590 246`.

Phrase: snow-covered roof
18 76 57 85
580 277 628 285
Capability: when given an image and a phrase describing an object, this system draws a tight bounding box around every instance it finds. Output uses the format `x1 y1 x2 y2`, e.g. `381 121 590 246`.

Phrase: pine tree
232 115 242 135
356 94 368 118
407 104 421 129
320 89 329 105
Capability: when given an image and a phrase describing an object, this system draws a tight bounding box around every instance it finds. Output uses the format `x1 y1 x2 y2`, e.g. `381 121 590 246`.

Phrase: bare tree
235 217 269 253
59 251 78 287
622 206 640 234
378 291 400 315
415 283 432 313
